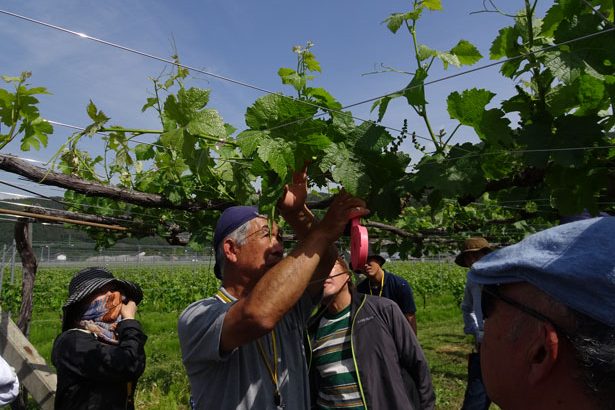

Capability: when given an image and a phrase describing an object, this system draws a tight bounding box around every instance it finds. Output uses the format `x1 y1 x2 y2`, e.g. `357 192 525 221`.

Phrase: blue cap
559 209 610 225
468 217 615 327
213 206 260 279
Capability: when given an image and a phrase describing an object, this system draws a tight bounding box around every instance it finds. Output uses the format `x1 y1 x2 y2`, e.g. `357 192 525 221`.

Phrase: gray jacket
307 290 436 409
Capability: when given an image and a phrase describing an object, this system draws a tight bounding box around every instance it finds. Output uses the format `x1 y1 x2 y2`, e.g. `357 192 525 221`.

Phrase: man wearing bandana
52 267 147 410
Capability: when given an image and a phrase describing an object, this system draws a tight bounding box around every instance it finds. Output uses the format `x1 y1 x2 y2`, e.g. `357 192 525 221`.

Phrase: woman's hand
121 300 137 320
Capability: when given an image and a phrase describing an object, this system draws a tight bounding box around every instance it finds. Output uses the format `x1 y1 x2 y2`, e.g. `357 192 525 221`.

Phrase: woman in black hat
51 267 147 410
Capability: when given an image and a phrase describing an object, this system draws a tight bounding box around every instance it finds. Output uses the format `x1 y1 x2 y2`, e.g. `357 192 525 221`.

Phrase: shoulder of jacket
364 294 396 308
387 272 409 285
54 328 95 346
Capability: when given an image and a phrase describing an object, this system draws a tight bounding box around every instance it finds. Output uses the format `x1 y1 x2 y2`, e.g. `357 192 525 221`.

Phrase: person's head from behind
455 237 492 268
468 217 615 409
214 206 284 283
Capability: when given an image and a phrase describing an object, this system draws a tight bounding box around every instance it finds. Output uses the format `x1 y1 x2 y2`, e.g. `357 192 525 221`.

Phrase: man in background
308 258 435 409
469 217 615 409
456 237 493 410
357 254 418 334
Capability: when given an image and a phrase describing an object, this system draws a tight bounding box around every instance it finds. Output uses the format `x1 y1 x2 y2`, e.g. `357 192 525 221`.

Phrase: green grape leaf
278 67 304 91
551 115 603 166
135 143 155 160
546 166 607 215
141 97 159 113
404 67 428 106
575 73 606 113
236 130 267 156
303 51 322 73
541 4 564 37
231 162 256 205
517 122 552 167
297 133 332 149
354 123 394 153
186 108 227 140
306 87 343 111
437 52 459 70
245 94 317 129
164 87 211 127
447 88 495 126
500 59 523 78
258 176 286 218
449 40 482 66
160 128 184 150
19 116 51 151
417 45 438 62
371 91 403 122
86 100 110 124
490 26 520 60
321 144 370 197
477 109 513 146
257 137 294 179
383 11 421 34
423 0 442 11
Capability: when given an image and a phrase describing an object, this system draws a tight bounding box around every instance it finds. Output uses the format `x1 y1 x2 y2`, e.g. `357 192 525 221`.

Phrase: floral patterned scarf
79 291 124 345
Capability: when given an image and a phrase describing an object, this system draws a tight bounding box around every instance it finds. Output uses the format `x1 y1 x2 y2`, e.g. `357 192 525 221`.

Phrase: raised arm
277 168 342 297
220 192 367 353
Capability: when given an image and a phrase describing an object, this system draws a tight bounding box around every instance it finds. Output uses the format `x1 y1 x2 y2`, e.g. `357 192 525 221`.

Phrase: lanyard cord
215 288 281 405
256 330 279 396
369 271 384 297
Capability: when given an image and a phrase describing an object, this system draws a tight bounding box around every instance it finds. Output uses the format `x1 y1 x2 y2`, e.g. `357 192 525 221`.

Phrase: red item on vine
350 217 368 269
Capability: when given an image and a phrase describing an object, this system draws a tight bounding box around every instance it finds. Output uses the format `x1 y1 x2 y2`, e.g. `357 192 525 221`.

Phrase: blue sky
0 0 550 199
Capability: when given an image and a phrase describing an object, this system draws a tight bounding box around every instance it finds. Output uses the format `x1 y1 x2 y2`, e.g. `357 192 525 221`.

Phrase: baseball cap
468 217 615 327
213 206 260 279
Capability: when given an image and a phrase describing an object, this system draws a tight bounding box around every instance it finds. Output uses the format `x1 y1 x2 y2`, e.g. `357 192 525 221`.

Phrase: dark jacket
307 290 435 410
52 319 147 410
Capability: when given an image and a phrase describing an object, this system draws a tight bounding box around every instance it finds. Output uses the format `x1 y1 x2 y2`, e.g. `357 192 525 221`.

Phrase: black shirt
52 319 147 410
357 270 417 314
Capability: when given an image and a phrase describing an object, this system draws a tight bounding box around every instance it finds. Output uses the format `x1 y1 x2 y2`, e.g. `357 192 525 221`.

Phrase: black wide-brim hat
63 267 143 310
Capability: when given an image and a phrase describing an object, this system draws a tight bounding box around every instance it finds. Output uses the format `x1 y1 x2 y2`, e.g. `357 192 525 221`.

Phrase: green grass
416 295 470 409
6 262 474 409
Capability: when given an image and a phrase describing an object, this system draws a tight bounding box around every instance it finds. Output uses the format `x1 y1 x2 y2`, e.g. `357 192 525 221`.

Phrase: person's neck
326 288 352 314
510 367 599 410
222 270 258 299
368 268 384 286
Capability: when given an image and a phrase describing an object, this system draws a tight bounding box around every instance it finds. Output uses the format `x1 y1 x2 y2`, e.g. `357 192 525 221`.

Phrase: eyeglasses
481 285 573 339
245 225 284 243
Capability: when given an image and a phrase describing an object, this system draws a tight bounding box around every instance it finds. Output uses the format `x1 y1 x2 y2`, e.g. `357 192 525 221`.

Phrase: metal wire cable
260 26 615 136
339 26 615 110
0 179 66 206
0 9 436 145
579 0 614 27
414 144 615 168
0 180 193 226
47 118 615 166
3 9 614 147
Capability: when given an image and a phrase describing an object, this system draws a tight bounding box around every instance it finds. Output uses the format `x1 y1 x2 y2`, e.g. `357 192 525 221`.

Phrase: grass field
3 262 474 409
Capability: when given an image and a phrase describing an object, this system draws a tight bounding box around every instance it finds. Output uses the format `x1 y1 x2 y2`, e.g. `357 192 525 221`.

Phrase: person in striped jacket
307 258 435 409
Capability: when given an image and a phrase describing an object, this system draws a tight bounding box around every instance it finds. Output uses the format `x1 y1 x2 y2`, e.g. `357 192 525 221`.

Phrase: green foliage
0 72 52 151
1 1 614 254
390 261 467 307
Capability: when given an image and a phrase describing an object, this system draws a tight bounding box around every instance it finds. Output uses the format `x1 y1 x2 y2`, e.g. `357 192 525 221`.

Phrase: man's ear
527 322 560 385
223 239 239 263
